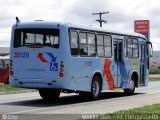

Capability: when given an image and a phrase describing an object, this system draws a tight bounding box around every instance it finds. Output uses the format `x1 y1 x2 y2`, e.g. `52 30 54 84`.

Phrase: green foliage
115 104 160 114
149 68 160 74
0 84 27 93
95 104 160 120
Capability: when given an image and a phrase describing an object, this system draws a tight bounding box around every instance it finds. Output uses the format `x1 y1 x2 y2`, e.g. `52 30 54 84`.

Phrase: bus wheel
39 89 60 101
90 76 101 100
124 79 135 95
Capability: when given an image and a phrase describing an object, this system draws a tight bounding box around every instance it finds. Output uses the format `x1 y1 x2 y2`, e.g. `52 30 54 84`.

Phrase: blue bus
9 21 152 100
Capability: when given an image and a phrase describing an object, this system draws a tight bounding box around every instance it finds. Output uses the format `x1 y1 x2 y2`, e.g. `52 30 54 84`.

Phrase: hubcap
129 80 135 90
92 80 100 96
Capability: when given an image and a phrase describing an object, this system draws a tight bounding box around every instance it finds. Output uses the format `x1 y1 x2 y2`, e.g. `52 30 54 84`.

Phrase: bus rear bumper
9 77 68 89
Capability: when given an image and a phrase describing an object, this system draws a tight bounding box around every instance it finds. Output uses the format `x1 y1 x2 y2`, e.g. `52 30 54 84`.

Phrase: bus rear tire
79 76 101 100
124 79 135 95
90 76 101 100
39 89 60 101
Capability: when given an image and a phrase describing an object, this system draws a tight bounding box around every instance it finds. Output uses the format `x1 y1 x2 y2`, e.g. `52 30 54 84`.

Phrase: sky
0 0 160 50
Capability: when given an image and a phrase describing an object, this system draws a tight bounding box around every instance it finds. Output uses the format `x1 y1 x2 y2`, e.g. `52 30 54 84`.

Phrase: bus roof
13 21 146 39
69 23 146 39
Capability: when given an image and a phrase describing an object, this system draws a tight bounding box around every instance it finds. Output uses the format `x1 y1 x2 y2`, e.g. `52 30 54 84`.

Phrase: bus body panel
69 57 106 92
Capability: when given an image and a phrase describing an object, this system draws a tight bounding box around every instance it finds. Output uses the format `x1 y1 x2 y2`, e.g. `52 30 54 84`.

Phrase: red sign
134 20 149 34
134 20 150 40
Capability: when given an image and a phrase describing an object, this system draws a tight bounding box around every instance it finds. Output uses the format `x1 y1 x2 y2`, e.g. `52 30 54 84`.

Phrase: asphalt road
0 81 160 120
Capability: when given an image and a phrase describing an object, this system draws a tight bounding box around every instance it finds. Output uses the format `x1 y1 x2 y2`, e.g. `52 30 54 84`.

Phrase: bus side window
79 33 88 56
114 41 122 62
118 42 122 62
87 33 96 56
132 39 139 58
127 38 133 58
126 38 139 59
104 35 112 57
114 43 117 61
70 31 78 55
97 34 104 57
14 30 22 48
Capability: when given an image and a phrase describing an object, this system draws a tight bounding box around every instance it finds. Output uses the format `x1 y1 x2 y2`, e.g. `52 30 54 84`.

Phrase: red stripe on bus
103 59 115 90
37 53 48 62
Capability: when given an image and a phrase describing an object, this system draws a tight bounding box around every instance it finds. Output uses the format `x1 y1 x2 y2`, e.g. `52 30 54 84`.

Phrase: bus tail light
10 62 13 66
59 73 64 77
10 70 13 76
10 60 13 67
9 60 13 76
59 61 64 78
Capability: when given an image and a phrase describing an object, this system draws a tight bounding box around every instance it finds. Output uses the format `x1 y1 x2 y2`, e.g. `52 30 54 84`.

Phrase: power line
92 11 109 27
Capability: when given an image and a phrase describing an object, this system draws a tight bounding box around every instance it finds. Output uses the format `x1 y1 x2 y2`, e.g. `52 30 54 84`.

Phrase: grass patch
0 84 28 93
150 68 160 74
95 104 160 120
149 78 160 81
114 104 160 114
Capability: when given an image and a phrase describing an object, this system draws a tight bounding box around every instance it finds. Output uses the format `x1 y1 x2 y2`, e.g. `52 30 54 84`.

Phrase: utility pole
92 11 109 27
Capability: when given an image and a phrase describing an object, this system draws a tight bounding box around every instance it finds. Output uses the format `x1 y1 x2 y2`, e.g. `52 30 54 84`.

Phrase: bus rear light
59 61 64 78
59 73 64 77
60 64 64 68
9 60 13 75
10 60 13 67
60 69 64 72
10 62 13 66
10 70 13 76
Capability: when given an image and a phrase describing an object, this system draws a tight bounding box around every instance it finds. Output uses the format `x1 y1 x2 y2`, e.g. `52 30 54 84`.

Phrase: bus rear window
14 29 59 48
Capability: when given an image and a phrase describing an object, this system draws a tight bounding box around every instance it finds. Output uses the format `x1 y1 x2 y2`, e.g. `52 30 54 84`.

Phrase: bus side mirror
147 41 153 57
149 48 153 57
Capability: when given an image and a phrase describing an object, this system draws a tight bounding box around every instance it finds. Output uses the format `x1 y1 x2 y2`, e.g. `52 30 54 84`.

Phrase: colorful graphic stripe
37 53 48 62
37 52 57 63
103 59 115 90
